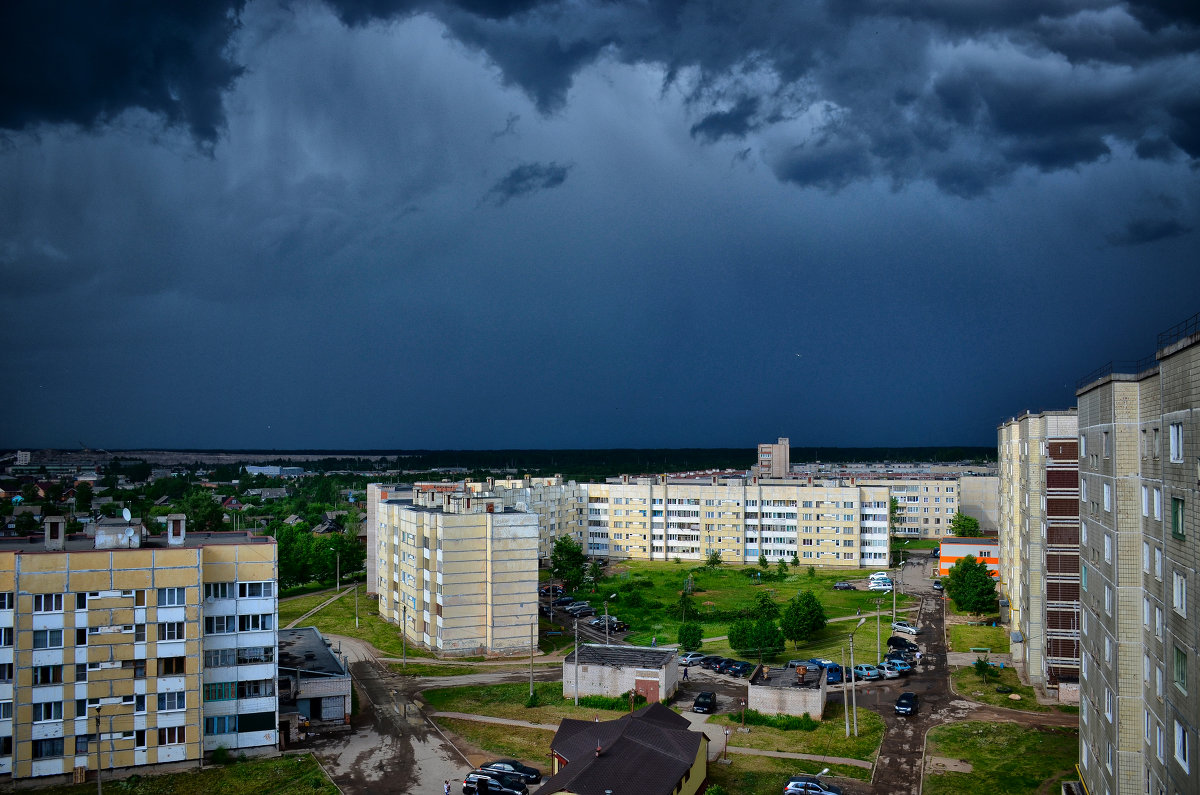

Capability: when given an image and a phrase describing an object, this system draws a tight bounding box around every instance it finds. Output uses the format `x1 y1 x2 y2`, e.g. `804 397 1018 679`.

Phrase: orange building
938 537 999 577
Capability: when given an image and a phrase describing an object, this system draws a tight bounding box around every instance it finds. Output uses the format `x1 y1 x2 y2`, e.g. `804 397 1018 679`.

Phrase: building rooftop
0 530 273 553
750 662 823 690
278 627 347 677
564 644 678 669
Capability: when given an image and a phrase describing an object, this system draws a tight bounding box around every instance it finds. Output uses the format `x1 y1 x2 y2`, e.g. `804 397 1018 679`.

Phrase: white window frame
1170 423 1184 463
157 587 186 606
1175 719 1190 772
33 594 63 613
1103 483 1112 512
1174 571 1187 617
1154 488 1163 520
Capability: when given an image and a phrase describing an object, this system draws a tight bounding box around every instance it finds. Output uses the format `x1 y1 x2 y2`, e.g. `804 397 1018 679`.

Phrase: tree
587 560 604 591
550 535 587 593
889 496 902 534
973 656 1000 684
727 618 753 653
183 489 224 533
677 621 703 651
14 513 39 536
705 550 723 568
677 592 697 623
776 558 789 578
945 555 998 614
751 590 780 621
757 553 770 570
791 551 800 567
950 513 984 537
781 590 828 648
75 482 93 511
727 617 784 658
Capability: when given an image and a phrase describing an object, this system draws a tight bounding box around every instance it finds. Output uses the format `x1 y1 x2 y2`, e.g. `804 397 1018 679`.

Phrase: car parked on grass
851 664 881 681
894 691 919 715
679 652 705 667
891 620 921 635
783 774 844 794
832 581 856 590
479 760 542 785
463 770 528 795
692 691 717 714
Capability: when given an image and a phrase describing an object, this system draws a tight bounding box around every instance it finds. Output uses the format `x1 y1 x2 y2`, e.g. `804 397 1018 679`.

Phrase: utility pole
848 617 866 736
573 618 579 706
402 603 407 671
892 569 898 624
604 600 610 646
530 619 535 698
94 706 102 795
875 599 883 661
842 647 850 738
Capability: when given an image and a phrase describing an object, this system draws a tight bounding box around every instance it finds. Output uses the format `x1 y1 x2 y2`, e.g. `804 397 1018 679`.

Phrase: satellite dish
125 527 134 538
122 507 132 522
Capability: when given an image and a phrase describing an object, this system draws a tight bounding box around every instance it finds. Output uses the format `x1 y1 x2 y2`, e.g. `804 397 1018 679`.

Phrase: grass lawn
422 681 635 724
711 702 883 765
435 718 556 771
40 754 336 795
570 560 914 650
299 596 436 659
947 623 1010 653
706 752 866 794
950 665 1049 712
924 722 1079 795
391 661 559 677
700 615 901 668
278 590 343 626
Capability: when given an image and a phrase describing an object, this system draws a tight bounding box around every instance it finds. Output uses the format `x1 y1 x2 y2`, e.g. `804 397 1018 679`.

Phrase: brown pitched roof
535 703 704 795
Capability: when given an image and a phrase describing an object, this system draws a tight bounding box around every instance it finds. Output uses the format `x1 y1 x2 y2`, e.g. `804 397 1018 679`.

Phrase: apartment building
1077 313 1198 795
0 515 277 783
998 410 1081 690
756 437 791 477
374 489 538 657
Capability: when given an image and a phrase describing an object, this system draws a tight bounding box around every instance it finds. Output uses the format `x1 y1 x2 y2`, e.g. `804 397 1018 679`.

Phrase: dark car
932 581 944 591
895 691 919 715
539 585 563 597
832 581 856 590
551 596 574 607
717 659 742 675
887 635 920 652
884 650 915 664
703 656 728 671
479 760 541 785
730 661 755 678
571 607 595 618
463 770 528 795
692 691 717 713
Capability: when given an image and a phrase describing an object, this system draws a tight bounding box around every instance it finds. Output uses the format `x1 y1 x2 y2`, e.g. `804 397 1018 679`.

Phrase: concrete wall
562 660 679 702
746 679 826 720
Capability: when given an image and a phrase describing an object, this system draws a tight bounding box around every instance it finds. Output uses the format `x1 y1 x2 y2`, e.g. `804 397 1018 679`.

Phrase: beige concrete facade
959 475 1000 533
1077 313 1200 795
756 437 791 477
997 410 1079 689
374 490 538 657
0 518 277 782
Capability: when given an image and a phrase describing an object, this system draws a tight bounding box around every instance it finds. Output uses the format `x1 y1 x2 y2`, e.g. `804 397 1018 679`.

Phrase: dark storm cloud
690 96 760 143
482 162 570 206
0 1 246 146
1106 216 1193 247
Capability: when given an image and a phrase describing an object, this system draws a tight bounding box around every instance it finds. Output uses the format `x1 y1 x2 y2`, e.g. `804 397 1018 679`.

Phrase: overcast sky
1 0 1198 451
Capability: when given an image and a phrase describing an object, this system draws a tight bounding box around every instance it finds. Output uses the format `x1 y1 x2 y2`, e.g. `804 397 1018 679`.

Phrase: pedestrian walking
683 666 689 681
856 608 861 616
444 781 451 795
915 651 922 666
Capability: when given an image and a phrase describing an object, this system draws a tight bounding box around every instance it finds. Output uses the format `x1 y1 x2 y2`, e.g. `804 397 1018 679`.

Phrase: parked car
692 691 717 714
551 596 574 607
832 581 855 590
932 581 944 591
539 585 563 596
880 659 912 675
571 607 595 618
699 655 724 669
806 660 843 684
730 661 755 678
868 580 893 592
783 774 844 794
876 662 901 679
891 620 921 635
884 650 916 665
463 770 528 795
717 659 742 675
703 656 728 671
894 691 919 716
887 635 920 652
679 652 705 667
868 571 891 581
479 760 542 785
851 664 881 681
563 601 590 612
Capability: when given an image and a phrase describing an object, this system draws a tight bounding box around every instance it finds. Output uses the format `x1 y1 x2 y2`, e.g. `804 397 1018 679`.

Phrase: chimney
43 516 66 551
166 514 186 546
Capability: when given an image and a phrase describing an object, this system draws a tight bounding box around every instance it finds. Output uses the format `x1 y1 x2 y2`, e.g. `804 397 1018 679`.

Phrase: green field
924 722 1078 794
947 623 1010 653
434 718 556 771
278 590 344 626
950 665 1050 712
706 753 866 794
422 681 635 724
39 754 336 795
711 702 883 765
564 560 915 651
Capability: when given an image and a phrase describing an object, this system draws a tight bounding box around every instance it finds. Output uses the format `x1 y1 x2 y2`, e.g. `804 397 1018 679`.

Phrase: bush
738 708 820 731
678 622 703 651
524 689 541 708
211 745 232 765
705 787 730 795
579 691 646 711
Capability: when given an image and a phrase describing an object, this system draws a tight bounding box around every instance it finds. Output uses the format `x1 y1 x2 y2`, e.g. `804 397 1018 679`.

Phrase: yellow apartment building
0 515 277 783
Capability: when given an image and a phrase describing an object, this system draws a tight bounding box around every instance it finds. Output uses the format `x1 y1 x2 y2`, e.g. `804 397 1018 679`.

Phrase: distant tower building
757 438 790 478
15 451 30 466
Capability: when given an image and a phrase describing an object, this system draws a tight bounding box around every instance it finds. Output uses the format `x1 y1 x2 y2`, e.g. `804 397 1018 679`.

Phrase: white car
678 652 705 667
876 662 901 679
891 620 921 635
868 571 891 581
868 580 893 592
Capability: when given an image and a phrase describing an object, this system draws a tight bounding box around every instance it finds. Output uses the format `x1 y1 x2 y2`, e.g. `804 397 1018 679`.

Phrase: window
1176 720 1190 772
238 614 272 632
204 582 232 600
30 738 64 759
204 715 237 735
1154 488 1163 520
32 629 63 649
1172 497 1185 539
1145 597 1151 628
0 663 13 682
1103 431 1111 458
1153 427 1161 458
0 701 11 719
1143 486 1150 517
204 648 237 668
237 679 274 699
157 622 185 641
1174 646 1187 693
1145 654 1152 684
238 582 274 599
1080 434 1087 456
1081 479 1088 502
157 691 185 711
158 726 186 745
203 682 236 702
1157 666 1164 698
32 593 63 613
120 660 146 679
33 701 63 722
1105 636 1112 664
1082 523 1088 546
32 665 63 685
1170 423 1184 463
1144 541 1151 573
1104 534 1112 563
1081 564 1088 591
1105 585 1113 616
1158 723 1165 761
1174 572 1188 617
75 628 86 646
135 623 145 642
1156 606 1163 639
237 646 274 665
159 656 186 675
1103 483 1112 512
1155 547 1163 580
204 615 235 634
157 587 185 606
0 592 12 610
1105 688 1114 721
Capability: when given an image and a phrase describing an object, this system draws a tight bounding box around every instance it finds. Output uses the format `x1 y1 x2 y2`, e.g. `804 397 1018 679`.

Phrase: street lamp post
401 603 407 671
842 647 850 738
848 617 866 736
530 617 536 699
723 728 732 762
93 706 102 795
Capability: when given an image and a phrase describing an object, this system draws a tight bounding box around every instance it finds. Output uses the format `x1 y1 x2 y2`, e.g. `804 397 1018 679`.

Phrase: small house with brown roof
535 702 707 795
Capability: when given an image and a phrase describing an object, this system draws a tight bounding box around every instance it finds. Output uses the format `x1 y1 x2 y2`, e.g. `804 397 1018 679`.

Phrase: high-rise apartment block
374 487 539 657
757 438 791 477
1073 313 1198 795
998 410 1081 691
0 515 277 782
